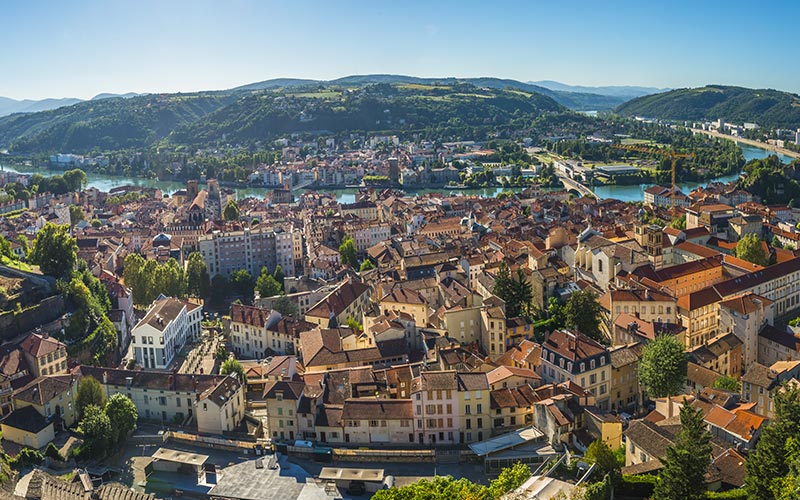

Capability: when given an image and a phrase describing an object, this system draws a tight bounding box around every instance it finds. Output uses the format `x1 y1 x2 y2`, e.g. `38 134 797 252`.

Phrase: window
477 418 483 428
465 404 471 414
477 404 482 413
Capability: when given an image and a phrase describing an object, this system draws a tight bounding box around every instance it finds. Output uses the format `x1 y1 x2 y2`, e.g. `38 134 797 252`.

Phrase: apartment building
718 293 773 370
304 279 371 328
457 372 491 443
411 371 459 445
198 226 302 278
341 398 415 444
19 332 68 378
608 343 642 414
230 304 315 358
131 297 202 369
539 330 612 410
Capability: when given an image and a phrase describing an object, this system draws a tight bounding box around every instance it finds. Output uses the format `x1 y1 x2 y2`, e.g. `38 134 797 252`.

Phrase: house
304 279 371 328
718 293 773 370
131 297 202 369
19 332 68 378
457 372 491 443
341 398 415 444
12 374 79 428
539 330 612 410
689 332 744 378
411 370 459 445
741 360 800 418
230 304 315 358
260 380 305 441
298 327 408 372
1 405 55 449
704 405 767 452
609 343 643 414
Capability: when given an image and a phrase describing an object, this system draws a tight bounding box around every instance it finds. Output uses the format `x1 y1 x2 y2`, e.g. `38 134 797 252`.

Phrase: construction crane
612 143 694 214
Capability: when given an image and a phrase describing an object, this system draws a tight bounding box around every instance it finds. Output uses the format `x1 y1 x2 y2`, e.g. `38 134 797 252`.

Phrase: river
0 143 794 204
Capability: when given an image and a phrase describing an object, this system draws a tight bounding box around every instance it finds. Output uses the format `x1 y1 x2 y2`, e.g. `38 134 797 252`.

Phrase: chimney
568 332 576 351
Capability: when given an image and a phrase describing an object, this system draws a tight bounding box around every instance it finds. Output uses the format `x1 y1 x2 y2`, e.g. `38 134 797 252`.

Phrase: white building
131 297 202 369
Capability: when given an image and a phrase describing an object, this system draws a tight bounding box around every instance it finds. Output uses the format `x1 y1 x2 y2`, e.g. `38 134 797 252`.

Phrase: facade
19 333 68 378
304 279 371 328
131 297 202 369
341 398 415 444
199 226 302 278
411 371 459 445
609 344 642 414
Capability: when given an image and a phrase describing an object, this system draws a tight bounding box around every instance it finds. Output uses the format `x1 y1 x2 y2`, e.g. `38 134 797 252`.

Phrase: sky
2 0 798 100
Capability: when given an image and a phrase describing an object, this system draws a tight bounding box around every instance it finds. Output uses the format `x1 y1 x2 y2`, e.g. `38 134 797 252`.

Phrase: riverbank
690 128 800 160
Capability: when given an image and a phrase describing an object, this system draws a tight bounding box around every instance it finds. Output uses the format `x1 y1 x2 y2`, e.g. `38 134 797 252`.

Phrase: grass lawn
620 138 655 145
0 255 35 272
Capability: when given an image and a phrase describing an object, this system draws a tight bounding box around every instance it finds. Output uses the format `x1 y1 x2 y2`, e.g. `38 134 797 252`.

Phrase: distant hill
530 80 668 99
232 74 623 111
615 85 800 129
0 97 83 117
91 92 142 101
0 83 565 153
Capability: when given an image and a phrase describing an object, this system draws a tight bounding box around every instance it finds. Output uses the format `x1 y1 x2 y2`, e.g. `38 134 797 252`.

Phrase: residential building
411 371 459 445
539 330 612 410
19 332 68 378
341 398 415 444
609 343 642 414
304 279 371 328
131 297 202 369
199 226 302 278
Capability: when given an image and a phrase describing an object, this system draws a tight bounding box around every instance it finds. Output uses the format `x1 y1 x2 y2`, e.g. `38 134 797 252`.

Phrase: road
690 128 800 160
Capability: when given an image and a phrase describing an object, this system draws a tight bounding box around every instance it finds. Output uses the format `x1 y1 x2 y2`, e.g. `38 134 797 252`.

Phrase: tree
489 462 531 499
493 262 532 318
0 235 12 259
653 402 711 500
713 375 741 392
339 236 358 268
272 265 285 291
79 404 112 458
256 267 282 298
105 393 138 445
584 439 620 480
272 294 299 317
16 235 29 260
360 259 375 272
345 316 363 333
639 334 688 398
564 290 603 341
30 223 78 278
123 253 147 304
63 168 88 191
76 376 106 420
221 358 245 381
230 269 254 301
746 385 800 499
772 235 784 249
186 252 210 297
210 274 228 305
670 215 686 230
223 199 240 220
372 475 488 500
735 233 770 267
69 205 85 228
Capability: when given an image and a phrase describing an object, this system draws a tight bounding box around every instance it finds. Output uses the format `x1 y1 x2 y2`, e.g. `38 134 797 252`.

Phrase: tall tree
584 439 620 480
272 294 299 317
639 334 688 398
230 269 255 301
123 253 147 304
746 385 800 500
105 393 138 445
79 404 112 458
339 236 358 268
69 205 85 228
488 462 531 499
273 265 285 291
653 402 712 500
256 266 282 298
29 223 78 278
735 233 770 267
186 252 210 297
564 290 603 341
221 358 245 381
76 376 106 420
223 199 240 220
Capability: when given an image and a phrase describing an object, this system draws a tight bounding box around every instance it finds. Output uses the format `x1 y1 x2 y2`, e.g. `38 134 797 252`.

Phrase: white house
131 297 202 369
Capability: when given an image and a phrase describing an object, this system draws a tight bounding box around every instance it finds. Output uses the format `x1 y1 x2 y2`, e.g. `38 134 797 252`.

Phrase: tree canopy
105 393 138 445
221 358 245 381
223 199 240 220
186 251 210 298
30 223 78 278
735 233 771 267
76 376 106 420
339 236 358 268
653 402 712 500
256 266 283 298
564 290 603 341
493 261 533 319
639 334 688 398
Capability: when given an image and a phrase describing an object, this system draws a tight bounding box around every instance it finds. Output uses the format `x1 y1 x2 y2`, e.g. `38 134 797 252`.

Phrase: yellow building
457 372 491 443
608 344 642 414
13 375 79 428
380 287 429 327
19 332 68 378
1 405 55 449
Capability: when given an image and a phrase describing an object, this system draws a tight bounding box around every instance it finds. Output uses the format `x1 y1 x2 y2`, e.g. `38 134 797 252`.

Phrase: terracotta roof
341 398 413 420
19 332 65 358
718 293 772 315
14 374 74 405
305 280 370 320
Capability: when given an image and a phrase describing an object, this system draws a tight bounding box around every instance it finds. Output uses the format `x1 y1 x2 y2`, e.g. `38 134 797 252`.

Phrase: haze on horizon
2 0 798 100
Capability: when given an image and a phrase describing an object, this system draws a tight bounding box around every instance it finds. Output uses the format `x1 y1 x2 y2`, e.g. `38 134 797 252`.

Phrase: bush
9 448 44 468
618 474 657 498
44 442 64 461
704 489 748 499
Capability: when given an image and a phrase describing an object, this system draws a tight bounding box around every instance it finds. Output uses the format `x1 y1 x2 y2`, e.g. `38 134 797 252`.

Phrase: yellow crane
612 143 694 214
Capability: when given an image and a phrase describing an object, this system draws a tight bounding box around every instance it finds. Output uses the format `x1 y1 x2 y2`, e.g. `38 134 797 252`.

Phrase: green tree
493 262 533 318
223 199 240 220
156 258 186 298
564 290 603 341
735 233 770 267
186 252 210 297
670 215 687 230
653 402 712 500
63 168 88 191
69 205 85 228
746 385 800 499
0 235 12 259
76 376 106 420
123 253 147 305
713 375 741 392
210 274 228 305
105 393 138 445
488 462 531 499
221 358 245 381
230 269 255 300
339 236 358 268
30 223 78 278
345 316 363 332
16 235 29 260
639 334 688 398
272 294 299 317
372 475 488 500
584 439 620 480
360 259 375 272
256 267 282 298
772 235 784 249
273 265 285 291
79 404 112 458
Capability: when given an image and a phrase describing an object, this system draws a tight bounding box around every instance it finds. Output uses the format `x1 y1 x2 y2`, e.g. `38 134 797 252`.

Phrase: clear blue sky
2 0 798 100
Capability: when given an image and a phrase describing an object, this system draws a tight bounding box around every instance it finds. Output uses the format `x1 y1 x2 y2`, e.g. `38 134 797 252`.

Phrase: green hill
615 85 800 129
0 83 565 153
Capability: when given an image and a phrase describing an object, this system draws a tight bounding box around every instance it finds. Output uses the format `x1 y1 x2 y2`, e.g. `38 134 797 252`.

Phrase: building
12 374 79 428
341 398 415 444
609 343 642 414
741 361 800 418
1 405 55 449
79 366 245 432
230 304 315 358
643 185 690 208
718 293 773 370
411 371 459 445
131 297 202 369
539 330 612 410
19 332 68 378
304 279 371 328
199 226 302 278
